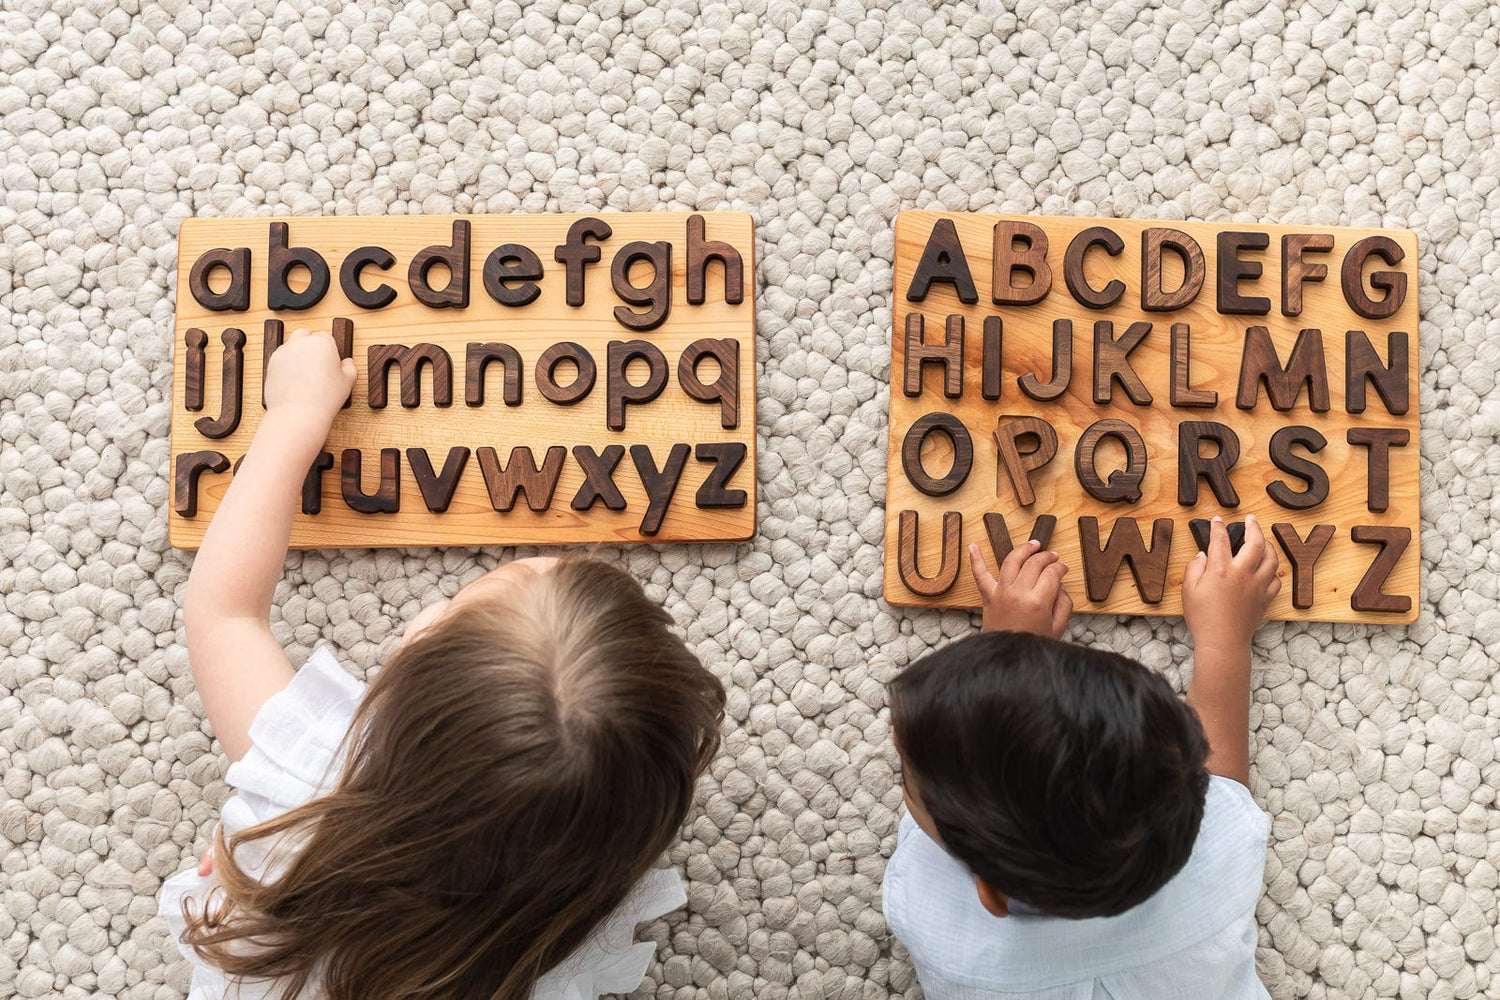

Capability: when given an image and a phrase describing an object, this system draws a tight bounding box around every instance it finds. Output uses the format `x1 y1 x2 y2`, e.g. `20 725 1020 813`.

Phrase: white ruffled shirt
160 648 686 1000
882 775 1272 1000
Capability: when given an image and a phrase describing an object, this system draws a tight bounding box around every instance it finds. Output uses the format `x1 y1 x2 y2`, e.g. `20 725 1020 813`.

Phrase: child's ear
974 876 1010 918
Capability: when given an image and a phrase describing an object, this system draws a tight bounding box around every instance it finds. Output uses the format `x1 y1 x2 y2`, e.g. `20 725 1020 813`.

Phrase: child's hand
969 540 1071 638
1182 515 1280 655
1182 515 1279 786
265 328 356 424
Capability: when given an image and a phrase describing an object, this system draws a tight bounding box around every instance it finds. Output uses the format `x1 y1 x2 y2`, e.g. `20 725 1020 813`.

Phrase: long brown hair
183 558 725 999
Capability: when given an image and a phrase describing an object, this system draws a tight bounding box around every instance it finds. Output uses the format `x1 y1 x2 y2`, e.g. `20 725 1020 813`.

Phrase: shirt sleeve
531 867 688 1000
1208 774 1273 847
222 647 365 824
159 648 365 997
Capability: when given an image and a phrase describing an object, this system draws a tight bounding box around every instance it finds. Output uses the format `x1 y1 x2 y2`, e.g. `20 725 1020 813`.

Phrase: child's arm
1181 515 1280 786
968 540 1071 638
182 329 356 762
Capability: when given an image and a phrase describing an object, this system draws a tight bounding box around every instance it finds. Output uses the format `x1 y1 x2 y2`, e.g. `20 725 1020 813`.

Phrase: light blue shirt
883 775 1272 1000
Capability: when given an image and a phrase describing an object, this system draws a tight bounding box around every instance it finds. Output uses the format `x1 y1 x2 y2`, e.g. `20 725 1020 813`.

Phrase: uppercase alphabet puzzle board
170 213 756 550
884 211 1420 624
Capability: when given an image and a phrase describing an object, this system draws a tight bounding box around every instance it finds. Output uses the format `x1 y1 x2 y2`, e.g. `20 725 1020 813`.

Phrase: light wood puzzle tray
170 213 757 550
884 211 1420 624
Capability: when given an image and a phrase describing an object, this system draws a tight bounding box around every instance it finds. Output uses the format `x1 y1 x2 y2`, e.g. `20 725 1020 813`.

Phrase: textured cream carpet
2 1 1498 998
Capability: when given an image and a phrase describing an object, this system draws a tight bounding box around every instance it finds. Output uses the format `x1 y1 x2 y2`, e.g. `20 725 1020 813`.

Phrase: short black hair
889 631 1210 919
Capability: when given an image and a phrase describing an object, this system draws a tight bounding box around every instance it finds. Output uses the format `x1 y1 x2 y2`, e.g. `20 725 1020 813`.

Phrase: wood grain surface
171 213 756 550
885 211 1421 623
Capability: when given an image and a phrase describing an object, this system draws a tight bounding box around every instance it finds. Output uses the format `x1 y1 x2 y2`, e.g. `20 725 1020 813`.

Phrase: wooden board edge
893 209 1421 248
169 210 760 553
884 210 1424 627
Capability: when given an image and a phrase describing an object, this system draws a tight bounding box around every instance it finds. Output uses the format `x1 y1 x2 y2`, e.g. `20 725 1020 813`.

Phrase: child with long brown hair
159 328 726 1000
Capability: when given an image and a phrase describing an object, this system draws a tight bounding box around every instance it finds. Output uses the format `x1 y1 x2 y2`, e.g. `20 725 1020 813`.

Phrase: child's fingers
1183 550 1207 588
997 538 1040 586
968 544 999 600
1208 516 1231 571
1050 585 1072 635
1016 547 1060 590
1235 514 1267 565
1257 539 1279 584
284 327 342 354
1246 521 1278 590
1035 558 1068 597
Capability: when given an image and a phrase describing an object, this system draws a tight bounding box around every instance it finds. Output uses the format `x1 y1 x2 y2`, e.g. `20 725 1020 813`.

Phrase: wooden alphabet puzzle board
884 212 1420 623
170 213 756 549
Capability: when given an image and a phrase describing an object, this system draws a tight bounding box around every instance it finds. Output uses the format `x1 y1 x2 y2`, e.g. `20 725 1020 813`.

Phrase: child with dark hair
884 520 1281 999
159 329 726 1000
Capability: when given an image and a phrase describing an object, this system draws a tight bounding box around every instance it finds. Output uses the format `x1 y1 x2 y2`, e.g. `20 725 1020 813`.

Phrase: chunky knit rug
2 1 1498 998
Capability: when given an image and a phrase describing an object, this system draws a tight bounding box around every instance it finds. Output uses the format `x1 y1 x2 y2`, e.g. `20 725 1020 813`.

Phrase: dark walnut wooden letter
465 343 523 407
695 442 748 508
1093 320 1153 406
993 416 1058 507
631 443 691 536
1341 235 1407 320
606 340 669 431
1266 425 1330 510
1280 233 1334 317
367 344 454 409
476 446 565 512
194 328 246 439
341 449 401 514
1018 319 1073 402
1236 326 1330 412
535 342 597 405
902 413 973 497
1063 226 1125 309
174 450 230 517
571 445 628 511
1346 330 1409 416
982 512 1057 565
1177 420 1241 507
678 338 740 429
897 509 962 596
301 451 334 515
907 218 978 304
686 214 745 305
1169 323 1217 408
183 329 207 411
1346 427 1409 514
1350 524 1412 613
1187 518 1247 556
1141 227 1205 312
903 313 965 399
407 447 471 514
188 247 250 312
1075 418 1148 504
1078 516 1174 604
1272 522 1336 610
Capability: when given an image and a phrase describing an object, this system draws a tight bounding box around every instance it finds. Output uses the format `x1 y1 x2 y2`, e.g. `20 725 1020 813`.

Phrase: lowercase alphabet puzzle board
171 213 756 549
